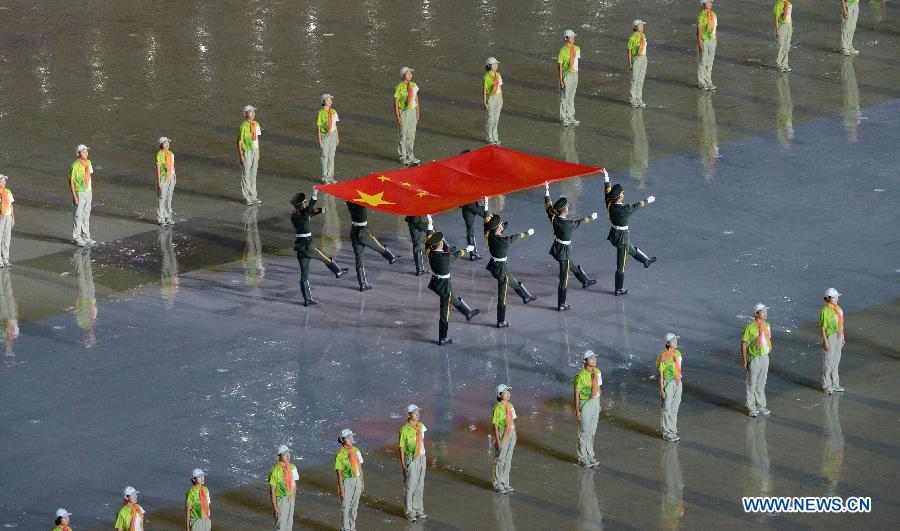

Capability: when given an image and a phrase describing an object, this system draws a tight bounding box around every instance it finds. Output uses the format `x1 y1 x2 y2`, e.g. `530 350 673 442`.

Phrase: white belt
351 221 368 227
491 256 507 262
612 225 628 230
295 233 311 238
433 273 450 279
555 238 571 245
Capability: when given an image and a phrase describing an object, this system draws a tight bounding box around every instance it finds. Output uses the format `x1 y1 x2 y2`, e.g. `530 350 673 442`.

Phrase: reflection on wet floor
0 269 19 362
821 395 844 495
630 109 648 190
159 226 179 308
697 92 719 180
241 206 264 296
577 467 603 530
775 74 794 150
660 444 684 530
72 248 97 348
560 126 578 164
842 57 861 143
744 418 772 523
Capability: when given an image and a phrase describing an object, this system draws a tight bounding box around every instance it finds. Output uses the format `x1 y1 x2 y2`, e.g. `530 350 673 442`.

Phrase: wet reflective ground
1 0 899 529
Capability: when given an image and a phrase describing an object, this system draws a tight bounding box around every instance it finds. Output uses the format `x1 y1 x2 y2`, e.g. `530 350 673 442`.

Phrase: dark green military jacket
427 248 464 296
545 194 592 261
486 232 526 277
606 200 646 246
291 198 322 250
347 201 368 223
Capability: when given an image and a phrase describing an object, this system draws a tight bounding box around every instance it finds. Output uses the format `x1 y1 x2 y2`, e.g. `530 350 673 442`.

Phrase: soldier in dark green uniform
426 231 480 345
290 189 348 306
603 170 657 296
484 214 537 328
460 196 489 261
405 214 432 276
545 182 598 311
346 201 400 291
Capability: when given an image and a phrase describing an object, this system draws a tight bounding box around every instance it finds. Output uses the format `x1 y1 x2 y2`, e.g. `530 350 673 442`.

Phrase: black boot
573 265 597 288
497 304 509 328
467 236 482 261
558 287 570 311
514 282 538 304
634 247 657 269
438 320 453 345
614 271 628 296
301 280 318 306
356 267 374 291
455 298 481 321
326 258 348 278
414 250 426 276
381 248 401 264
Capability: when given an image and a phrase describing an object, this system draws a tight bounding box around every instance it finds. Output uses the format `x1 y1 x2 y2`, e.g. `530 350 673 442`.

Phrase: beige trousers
320 131 338 181
559 71 578 123
697 39 716 89
273 495 294 531
630 55 647 106
397 109 418 163
241 148 259 203
485 94 503 144
341 476 361 531
823 333 843 391
189 517 211 531
157 176 175 224
661 379 682 438
776 23 792 70
841 2 859 54
403 455 426 517
0 216 11 263
745 354 769 413
72 190 92 242
492 428 516 491
577 397 600 464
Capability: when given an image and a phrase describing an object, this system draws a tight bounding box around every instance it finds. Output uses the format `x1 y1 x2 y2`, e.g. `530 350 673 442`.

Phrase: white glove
466 245 475 252
602 168 609 182
647 195 655 204
590 212 598 220
544 182 550 193
484 196 489 208
311 189 318 200
527 228 535 236
426 214 433 230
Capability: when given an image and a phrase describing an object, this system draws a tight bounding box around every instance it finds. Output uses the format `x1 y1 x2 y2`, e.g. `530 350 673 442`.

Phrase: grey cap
191 468 205 478
123 486 139 497
158 136 170 146
75 144 89 155
633 19 646 28
406 404 421 413
563 29 576 38
665 333 679 343
583 349 597 360
753 303 769 314
55 508 72 518
339 428 354 439
0 174 7 181
400 66 414 76
825 288 841 298
276 444 290 455
485 57 499 66
242 104 256 113
700 0 713 5
496 384 511 395
321 93 333 103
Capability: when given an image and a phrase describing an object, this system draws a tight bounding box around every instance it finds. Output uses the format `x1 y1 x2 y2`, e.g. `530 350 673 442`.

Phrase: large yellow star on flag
353 189 395 207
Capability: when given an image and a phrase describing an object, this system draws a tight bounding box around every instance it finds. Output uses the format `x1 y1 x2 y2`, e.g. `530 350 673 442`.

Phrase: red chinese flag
316 145 603 215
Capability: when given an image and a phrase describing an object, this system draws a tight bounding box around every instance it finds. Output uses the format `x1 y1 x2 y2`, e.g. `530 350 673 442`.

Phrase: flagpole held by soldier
289 189 348 306
544 181 597 311
484 214 537 328
603 169 657 296
346 201 400 291
425 230 480 345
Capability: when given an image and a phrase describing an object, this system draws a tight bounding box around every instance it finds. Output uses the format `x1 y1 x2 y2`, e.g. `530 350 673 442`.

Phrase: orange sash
707 10 716 38
199 485 210 518
406 82 414 109
327 108 333 133
492 72 500 95
640 33 646 55
128 503 144 531
347 446 361 477
280 462 295 494
782 1 791 23
568 43 576 68
414 422 424 457
161 148 174 175
590 368 599 398
756 319 771 350
80 159 92 189
0 189 9 216
502 402 514 441
829 303 844 334
250 120 257 140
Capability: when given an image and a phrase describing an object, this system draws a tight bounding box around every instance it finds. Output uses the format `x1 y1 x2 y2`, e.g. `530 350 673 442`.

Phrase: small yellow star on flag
377 175 391 182
416 190 429 197
401 182 413 187
353 189 395 207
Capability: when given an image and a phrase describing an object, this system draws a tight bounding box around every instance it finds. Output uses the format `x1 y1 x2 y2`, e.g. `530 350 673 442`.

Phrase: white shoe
850 49 860 55
760 409 771 416
748 410 759 417
86 239 97 246
409 157 421 164
834 387 845 392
